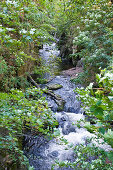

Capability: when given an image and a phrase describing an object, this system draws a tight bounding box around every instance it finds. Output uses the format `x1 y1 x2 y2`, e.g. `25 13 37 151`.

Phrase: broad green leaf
107 152 113 163
99 127 105 134
36 119 43 126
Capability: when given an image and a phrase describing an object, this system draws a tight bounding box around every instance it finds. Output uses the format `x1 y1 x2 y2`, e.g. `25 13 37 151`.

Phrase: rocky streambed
23 43 112 170
23 74 91 170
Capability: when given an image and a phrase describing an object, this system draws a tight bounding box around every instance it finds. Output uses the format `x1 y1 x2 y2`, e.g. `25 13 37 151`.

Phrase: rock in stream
23 75 91 170
23 42 113 170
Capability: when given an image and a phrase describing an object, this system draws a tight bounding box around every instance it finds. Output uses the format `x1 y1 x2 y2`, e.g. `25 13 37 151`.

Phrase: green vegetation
0 88 57 169
0 0 57 169
0 0 113 169
71 0 113 85
52 140 113 170
0 0 55 91
55 0 113 85
75 67 113 166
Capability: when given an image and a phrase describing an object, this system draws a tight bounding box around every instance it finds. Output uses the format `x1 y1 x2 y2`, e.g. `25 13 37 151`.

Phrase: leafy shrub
0 0 55 90
53 140 113 170
0 87 57 169
75 67 113 161
72 0 113 85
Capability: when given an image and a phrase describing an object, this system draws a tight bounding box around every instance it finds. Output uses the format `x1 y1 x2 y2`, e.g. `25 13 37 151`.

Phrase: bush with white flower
72 0 113 85
0 0 55 90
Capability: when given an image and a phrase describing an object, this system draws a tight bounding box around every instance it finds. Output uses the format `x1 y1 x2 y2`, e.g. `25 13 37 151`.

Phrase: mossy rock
47 84 63 90
57 100 66 111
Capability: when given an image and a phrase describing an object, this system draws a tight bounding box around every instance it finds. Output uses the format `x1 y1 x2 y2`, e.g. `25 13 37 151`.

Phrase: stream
23 42 112 170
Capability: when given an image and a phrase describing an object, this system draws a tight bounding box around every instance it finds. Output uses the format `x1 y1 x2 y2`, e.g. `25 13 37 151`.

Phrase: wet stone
62 126 76 135
48 151 59 158
56 114 69 128
31 160 50 170
47 84 63 90
61 115 68 121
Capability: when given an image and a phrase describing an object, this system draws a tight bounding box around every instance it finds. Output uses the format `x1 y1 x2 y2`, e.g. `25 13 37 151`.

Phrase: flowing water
23 42 112 170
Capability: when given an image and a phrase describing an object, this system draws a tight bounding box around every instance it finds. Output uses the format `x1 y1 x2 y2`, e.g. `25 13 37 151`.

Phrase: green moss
47 84 63 90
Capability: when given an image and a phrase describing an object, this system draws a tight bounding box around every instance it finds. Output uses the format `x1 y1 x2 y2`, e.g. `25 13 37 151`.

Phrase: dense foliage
55 0 113 85
72 0 113 85
0 0 113 169
0 88 57 169
0 0 55 91
76 67 113 158
0 0 57 169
